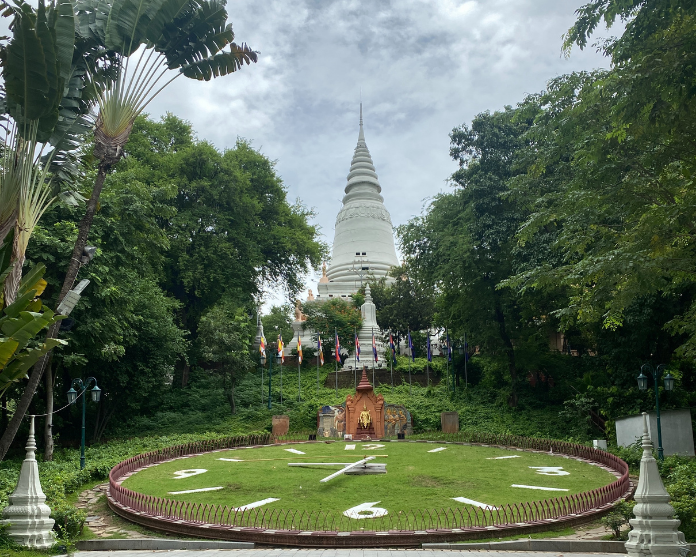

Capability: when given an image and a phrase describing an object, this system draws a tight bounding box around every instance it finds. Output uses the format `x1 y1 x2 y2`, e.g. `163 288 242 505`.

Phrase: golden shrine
346 368 384 439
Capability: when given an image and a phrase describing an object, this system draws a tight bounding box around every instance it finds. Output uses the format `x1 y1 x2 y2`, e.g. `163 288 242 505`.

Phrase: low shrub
51 502 86 538
601 500 634 539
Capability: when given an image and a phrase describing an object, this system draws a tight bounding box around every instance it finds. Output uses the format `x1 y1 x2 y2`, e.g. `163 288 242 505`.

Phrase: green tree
198 301 255 415
261 305 294 350
302 298 362 359
369 265 435 345
398 108 532 405
23 147 186 451
0 0 259 461
161 139 325 339
506 0 695 355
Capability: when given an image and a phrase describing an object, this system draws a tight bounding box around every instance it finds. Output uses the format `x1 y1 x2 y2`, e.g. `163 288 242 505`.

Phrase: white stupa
317 104 399 300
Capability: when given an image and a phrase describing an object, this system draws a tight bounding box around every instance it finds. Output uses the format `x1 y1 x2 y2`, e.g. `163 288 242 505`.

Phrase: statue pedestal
355 425 376 440
346 368 384 439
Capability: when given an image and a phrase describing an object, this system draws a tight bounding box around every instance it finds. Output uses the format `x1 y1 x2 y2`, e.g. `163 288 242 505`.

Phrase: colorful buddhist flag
446 331 452 362
259 335 266 356
408 331 414 362
335 330 341 362
372 331 378 362
277 335 284 364
355 334 360 361
318 336 324 365
427 332 432 362
297 334 302 364
389 333 396 363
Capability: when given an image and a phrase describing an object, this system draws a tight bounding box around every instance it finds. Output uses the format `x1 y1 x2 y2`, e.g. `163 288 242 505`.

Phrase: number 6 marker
343 501 388 519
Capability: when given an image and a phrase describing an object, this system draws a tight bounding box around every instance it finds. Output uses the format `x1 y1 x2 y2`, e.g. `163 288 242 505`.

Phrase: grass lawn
122 440 617 515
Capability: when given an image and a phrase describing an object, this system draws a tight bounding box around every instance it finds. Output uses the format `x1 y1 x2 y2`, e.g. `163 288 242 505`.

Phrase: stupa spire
316 103 399 300
358 103 364 141
345 105 381 200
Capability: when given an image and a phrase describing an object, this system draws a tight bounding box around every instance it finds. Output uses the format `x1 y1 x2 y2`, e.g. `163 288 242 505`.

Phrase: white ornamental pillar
625 412 688 557
1 416 55 548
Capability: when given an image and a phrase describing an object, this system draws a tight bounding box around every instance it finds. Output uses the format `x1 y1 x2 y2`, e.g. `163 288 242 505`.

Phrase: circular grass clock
121 441 617 519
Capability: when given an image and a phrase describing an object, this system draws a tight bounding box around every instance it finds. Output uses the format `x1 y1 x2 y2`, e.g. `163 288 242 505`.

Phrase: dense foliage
398 0 695 417
0 114 325 453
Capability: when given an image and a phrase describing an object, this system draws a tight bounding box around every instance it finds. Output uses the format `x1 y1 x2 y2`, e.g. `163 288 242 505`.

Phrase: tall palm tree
0 0 257 461
61 0 257 311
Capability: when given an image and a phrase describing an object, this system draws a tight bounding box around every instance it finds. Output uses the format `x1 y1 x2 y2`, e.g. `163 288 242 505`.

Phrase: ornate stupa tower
316 105 399 300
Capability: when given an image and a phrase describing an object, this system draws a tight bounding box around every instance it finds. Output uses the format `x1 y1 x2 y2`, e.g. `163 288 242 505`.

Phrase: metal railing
108 432 630 534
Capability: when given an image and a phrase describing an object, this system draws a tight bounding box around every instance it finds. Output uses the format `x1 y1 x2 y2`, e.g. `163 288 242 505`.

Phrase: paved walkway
72 549 615 557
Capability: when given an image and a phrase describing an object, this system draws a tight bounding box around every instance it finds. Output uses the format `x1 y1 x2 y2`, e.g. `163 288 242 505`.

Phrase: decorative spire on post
625 412 688 556
1 416 55 548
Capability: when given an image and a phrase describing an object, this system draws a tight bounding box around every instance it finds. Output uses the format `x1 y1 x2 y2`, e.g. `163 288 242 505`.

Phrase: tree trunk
0 162 110 462
96 404 116 442
3 238 25 306
181 363 190 388
223 370 235 415
494 303 518 407
43 354 54 461
1 394 7 433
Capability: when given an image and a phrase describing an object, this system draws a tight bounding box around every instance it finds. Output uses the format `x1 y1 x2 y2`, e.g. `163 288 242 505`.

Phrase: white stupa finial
358 103 364 142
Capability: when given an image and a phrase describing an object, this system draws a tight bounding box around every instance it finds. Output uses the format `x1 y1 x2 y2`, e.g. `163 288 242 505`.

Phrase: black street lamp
67 377 101 469
637 364 674 460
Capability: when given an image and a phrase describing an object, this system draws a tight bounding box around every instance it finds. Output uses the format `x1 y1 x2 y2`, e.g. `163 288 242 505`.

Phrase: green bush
601 500 634 539
0 523 22 552
51 502 86 538
660 457 696 543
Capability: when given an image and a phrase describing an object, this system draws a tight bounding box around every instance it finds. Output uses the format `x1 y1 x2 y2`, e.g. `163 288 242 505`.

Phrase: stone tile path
72 550 615 557
75 483 152 539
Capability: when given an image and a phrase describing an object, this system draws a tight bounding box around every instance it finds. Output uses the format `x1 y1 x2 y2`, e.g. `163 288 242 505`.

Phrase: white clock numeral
344 444 356 450
172 469 207 479
361 444 385 450
451 497 498 510
168 486 222 494
529 466 569 476
427 447 446 453
343 501 388 519
233 498 280 511
285 448 305 454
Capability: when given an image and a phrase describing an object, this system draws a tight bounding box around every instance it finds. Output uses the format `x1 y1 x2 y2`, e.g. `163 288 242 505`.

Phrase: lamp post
637 363 675 460
66 377 101 469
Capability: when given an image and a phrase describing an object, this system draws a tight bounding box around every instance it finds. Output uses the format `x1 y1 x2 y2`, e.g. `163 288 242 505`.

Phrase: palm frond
180 42 256 80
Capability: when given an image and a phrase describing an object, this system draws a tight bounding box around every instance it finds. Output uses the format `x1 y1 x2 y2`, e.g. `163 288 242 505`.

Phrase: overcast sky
146 0 618 307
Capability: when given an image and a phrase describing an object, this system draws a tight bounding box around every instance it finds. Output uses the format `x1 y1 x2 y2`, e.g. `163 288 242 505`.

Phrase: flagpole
390 332 394 391
316 337 320 395
445 328 449 395
261 360 264 407
335 328 338 397
426 331 430 387
297 334 301 403
464 331 468 389
354 327 357 390
408 329 412 396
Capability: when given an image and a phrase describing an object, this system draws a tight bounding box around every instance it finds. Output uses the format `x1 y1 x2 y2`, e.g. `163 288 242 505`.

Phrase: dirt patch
410 475 475 490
